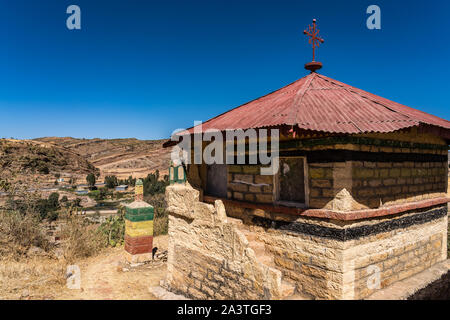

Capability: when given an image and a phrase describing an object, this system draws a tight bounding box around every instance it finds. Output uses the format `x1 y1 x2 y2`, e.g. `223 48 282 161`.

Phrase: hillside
0 139 97 186
34 137 172 179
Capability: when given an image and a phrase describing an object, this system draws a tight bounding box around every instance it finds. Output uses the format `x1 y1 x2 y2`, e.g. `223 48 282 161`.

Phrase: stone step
248 240 265 255
244 232 258 242
258 254 275 268
248 240 275 268
239 227 259 241
227 217 244 227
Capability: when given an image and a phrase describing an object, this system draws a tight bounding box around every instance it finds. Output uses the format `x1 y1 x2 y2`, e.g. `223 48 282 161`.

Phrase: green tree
105 175 118 189
86 173 96 188
73 198 82 207
48 192 60 210
98 188 108 201
142 171 169 196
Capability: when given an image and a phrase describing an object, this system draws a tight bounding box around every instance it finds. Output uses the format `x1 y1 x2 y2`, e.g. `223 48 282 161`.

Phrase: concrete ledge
366 259 450 300
204 195 450 221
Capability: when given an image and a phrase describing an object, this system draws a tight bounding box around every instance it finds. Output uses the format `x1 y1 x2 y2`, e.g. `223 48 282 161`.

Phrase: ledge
203 196 450 221
366 259 450 300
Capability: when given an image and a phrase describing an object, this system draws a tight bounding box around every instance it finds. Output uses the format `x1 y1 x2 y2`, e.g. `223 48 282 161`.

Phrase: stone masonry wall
227 165 273 203
224 203 448 299
174 131 449 299
164 184 286 300
187 138 447 211
351 161 447 208
165 181 448 299
309 160 447 210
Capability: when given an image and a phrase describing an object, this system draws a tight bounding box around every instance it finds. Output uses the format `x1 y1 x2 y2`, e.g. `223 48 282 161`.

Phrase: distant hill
34 137 172 179
0 139 97 186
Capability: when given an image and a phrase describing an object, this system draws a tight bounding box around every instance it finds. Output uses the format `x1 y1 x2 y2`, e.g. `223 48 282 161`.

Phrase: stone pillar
124 179 154 263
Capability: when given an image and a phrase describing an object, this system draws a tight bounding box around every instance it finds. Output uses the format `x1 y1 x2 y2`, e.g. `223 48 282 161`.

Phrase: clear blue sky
1 0 449 140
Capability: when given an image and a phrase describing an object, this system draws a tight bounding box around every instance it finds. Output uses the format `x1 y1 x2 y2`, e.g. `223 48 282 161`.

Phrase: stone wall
227 165 273 203
173 131 449 299
348 211 447 299
351 161 447 208
186 133 448 211
308 160 447 210
164 182 448 300
223 203 448 299
164 184 286 300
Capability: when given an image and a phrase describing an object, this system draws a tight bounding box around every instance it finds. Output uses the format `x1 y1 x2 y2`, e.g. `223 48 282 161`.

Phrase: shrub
97 213 125 247
72 198 82 207
145 193 168 236
154 212 168 236
88 190 99 199
0 210 51 258
142 170 169 196
60 215 105 263
46 210 59 222
37 164 49 174
88 188 109 201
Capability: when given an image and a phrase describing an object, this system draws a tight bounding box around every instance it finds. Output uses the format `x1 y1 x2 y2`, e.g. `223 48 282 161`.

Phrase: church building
161 20 449 299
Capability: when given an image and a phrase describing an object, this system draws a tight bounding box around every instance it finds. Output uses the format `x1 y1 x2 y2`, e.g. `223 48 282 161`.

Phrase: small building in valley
161 21 450 300
75 190 88 195
115 185 129 191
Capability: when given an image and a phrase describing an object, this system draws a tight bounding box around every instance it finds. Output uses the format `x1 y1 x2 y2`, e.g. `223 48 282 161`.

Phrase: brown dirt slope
0 139 96 185
34 137 171 179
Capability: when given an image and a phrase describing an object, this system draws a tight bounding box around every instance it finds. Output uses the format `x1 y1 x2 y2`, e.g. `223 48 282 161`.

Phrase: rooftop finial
303 19 324 72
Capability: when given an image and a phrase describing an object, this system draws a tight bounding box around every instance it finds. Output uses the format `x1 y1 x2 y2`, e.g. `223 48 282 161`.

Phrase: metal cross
303 19 324 62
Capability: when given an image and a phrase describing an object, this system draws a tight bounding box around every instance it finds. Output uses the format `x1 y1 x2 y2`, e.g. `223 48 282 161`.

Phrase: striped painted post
124 179 154 263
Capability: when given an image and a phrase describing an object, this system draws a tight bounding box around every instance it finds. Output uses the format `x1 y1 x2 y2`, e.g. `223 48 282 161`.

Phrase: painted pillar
124 179 154 263
169 161 186 185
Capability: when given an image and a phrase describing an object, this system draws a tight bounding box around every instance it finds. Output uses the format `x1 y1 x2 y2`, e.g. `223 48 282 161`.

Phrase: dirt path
57 235 168 300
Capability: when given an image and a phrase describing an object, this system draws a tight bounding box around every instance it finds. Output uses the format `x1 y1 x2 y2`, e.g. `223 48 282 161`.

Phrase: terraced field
34 137 171 180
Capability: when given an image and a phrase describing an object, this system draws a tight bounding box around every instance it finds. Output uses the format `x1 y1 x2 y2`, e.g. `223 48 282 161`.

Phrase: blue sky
1 0 449 140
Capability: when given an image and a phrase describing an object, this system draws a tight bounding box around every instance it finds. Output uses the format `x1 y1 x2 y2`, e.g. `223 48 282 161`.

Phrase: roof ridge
290 72 317 126
312 74 366 132
178 72 449 138
185 73 314 132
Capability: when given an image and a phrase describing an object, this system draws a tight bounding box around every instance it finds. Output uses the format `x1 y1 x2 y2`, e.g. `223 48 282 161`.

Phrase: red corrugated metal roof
182 72 450 135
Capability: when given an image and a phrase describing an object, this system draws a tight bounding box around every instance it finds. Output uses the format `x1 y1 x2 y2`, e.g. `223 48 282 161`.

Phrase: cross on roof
303 19 324 62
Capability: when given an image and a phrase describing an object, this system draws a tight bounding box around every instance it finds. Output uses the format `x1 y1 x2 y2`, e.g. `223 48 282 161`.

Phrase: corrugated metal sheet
182 72 450 135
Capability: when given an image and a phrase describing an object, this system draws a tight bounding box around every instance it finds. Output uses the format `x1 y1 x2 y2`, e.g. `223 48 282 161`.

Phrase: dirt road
57 235 168 300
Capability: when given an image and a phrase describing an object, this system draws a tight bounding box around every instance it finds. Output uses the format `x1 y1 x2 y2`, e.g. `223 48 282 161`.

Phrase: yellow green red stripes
124 180 154 259
125 219 153 237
